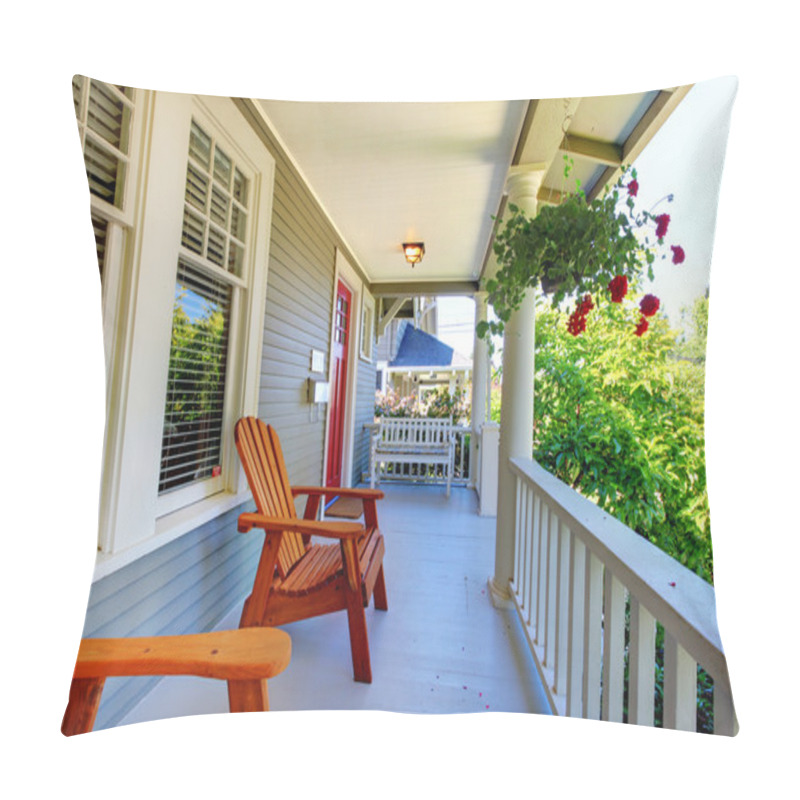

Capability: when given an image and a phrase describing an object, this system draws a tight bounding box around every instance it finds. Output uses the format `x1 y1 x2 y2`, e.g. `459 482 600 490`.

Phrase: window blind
158 262 232 494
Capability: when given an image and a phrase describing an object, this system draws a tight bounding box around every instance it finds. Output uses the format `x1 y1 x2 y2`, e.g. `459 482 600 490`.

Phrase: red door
326 280 351 488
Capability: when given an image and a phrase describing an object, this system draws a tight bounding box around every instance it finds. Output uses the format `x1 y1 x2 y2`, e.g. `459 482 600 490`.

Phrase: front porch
117 484 550 726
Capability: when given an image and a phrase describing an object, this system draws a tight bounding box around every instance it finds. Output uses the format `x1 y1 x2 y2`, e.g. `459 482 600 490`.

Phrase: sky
436 76 738 357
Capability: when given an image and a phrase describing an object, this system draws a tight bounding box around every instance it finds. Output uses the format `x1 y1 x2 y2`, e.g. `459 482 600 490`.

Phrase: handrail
508 455 736 734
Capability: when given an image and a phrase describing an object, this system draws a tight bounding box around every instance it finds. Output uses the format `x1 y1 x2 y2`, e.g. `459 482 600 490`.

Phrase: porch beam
377 297 408 338
585 85 693 202
559 135 623 168
370 280 479 298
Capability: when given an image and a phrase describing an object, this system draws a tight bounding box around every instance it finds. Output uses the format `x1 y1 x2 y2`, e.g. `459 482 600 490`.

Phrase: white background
2 2 795 797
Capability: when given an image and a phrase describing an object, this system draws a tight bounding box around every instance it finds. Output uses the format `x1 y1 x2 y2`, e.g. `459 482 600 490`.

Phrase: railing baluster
663 631 697 732
583 551 603 719
519 484 530 618
601 572 626 722
554 521 570 695
545 510 558 668
536 502 549 645
628 596 656 726
712 669 736 736
566 534 586 717
526 493 539 626
513 476 523 592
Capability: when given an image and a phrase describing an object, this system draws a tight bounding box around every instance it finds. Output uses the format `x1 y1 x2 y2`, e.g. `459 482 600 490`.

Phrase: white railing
508 456 737 735
366 422 471 487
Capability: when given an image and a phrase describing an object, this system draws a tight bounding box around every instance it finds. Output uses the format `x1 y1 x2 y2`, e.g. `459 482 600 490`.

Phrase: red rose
634 317 649 337
567 295 593 336
567 309 587 336
671 245 685 264
655 214 670 239
640 294 660 317
608 275 628 303
628 179 639 197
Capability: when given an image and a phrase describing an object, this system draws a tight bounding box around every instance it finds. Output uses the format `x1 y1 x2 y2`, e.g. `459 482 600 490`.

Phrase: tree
532 294 713 582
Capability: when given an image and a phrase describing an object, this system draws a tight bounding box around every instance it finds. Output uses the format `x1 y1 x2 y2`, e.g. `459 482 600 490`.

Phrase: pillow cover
65 74 737 737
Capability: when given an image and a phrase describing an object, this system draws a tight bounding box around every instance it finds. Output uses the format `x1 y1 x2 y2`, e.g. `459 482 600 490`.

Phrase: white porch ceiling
256 87 690 291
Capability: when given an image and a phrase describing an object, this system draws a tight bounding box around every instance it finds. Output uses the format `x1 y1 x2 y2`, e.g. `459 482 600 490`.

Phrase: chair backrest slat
235 417 307 578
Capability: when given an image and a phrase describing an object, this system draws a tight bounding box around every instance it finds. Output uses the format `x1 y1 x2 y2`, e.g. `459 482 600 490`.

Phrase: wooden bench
370 417 455 497
61 628 291 735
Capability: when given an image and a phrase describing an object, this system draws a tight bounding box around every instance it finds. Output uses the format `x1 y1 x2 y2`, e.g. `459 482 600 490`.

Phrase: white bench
370 417 455 496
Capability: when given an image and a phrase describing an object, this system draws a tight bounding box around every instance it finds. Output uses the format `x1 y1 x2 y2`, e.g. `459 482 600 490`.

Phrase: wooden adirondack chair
62 628 291 735
234 416 388 683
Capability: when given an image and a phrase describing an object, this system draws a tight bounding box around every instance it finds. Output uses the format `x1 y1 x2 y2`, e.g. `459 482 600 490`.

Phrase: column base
487 577 513 609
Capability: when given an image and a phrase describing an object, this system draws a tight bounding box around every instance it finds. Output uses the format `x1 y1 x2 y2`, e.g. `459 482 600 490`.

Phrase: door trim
323 248 362 488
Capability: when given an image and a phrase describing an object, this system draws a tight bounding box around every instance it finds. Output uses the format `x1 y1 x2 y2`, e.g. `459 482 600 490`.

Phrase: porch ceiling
256 86 690 293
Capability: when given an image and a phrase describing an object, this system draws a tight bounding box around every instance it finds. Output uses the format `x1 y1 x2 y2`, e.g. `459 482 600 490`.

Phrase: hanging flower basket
477 163 684 339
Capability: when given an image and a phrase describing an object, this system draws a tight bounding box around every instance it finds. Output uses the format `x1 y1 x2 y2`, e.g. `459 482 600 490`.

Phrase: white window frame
156 115 256 518
72 77 141 386
94 92 274 578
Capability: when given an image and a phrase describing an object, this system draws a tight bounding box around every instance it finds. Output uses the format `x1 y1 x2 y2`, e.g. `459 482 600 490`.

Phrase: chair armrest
291 486 385 501
238 513 365 540
72 629 292 681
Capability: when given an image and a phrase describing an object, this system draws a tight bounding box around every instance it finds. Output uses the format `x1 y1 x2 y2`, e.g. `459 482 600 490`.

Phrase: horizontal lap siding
353 356 376 484
260 149 334 485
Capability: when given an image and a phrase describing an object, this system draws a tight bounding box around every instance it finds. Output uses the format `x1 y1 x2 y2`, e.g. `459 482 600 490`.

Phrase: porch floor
118 484 551 726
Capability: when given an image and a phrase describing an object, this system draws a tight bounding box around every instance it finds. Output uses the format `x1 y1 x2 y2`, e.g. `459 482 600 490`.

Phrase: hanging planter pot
477 162 684 340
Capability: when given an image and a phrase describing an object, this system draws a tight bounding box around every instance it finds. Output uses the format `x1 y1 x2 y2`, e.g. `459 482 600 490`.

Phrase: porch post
469 291 489 485
489 165 546 605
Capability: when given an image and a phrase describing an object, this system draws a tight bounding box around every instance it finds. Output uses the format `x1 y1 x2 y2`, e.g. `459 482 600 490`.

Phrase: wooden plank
72 628 291 681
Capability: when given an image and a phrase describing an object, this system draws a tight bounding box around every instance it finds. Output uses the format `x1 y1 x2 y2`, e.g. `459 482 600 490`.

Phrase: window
93 93 274 569
157 118 252 515
72 76 139 375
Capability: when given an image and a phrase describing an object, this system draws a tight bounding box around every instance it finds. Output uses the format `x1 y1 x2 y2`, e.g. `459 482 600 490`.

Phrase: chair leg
373 564 388 611
62 677 105 736
227 678 269 713
344 588 372 683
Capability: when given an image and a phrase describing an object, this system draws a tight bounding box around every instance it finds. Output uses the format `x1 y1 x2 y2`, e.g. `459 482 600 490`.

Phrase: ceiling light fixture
402 242 425 266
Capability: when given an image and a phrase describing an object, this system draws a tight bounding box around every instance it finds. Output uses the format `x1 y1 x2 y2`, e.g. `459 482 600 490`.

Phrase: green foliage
676 293 709 365
165 287 227 425
532 296 713 582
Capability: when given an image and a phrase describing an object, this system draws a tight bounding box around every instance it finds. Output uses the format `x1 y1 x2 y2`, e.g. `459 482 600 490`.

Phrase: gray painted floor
119 484 551 727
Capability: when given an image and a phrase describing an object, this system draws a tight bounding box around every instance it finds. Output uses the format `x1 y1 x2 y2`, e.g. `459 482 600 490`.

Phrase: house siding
80 95 377 729
353 354 376 484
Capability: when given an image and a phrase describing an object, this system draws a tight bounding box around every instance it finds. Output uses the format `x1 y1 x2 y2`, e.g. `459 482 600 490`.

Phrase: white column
489 165 546 605
470 292 489 486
